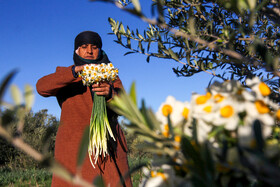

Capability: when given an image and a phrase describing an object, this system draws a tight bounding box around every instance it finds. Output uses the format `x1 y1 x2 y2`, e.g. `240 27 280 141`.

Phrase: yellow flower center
182 107 189 120
206 92 212 98
196 95 208 105
255 100 270 114
151 171 156 177
158 172 167 181
203 105 212 113
276 110 280 120
163 124 169 137
214 94 224 103
259 82 271 96
162 104 173 116
174 135 181 143
164 124 169 131
220 105 234 118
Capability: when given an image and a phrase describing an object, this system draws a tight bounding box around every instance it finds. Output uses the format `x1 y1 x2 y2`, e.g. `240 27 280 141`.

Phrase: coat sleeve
107 76 124 102
36 65 81 97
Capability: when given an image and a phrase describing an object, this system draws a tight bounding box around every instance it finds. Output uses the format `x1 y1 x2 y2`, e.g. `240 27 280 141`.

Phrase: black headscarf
73 31 110 66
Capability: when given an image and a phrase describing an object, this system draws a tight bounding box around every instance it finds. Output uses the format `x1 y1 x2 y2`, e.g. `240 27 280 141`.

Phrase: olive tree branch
107 1 264 69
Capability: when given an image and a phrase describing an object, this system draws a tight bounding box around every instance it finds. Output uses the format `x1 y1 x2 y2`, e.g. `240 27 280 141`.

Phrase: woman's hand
74 65 85 73
92 82 112 99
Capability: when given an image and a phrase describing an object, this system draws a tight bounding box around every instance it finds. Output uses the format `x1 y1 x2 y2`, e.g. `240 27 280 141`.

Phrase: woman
36 31 132 187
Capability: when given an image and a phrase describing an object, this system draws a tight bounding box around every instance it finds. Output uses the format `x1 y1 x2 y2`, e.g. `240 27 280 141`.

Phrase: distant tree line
0 109 59 169
0 108 148 171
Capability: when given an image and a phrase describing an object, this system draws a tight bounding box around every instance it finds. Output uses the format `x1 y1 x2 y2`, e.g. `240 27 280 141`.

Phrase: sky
0 0 212 119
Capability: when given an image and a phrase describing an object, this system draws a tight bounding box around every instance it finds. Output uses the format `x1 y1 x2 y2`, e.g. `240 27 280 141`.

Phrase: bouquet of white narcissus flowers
139 77 280 186
79 63 118 168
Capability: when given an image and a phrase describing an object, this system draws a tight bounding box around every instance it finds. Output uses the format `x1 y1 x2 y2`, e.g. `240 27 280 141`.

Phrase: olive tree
93 0 280 94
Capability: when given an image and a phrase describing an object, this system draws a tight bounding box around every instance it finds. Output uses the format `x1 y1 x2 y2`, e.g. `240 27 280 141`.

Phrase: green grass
0 155 150 186
0 167 52 187
128 156 151 187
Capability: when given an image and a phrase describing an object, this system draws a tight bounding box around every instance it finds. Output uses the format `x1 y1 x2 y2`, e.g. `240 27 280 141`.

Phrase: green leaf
0 70 17 105
253 120 264 153
156 0 165 23
93 176 106 187
140 100 154 130
127 37 131 48
168 48 179 61
129 82 137 107
138 41 144 53
10 84 22 105
131 0 141 12
48 159 73 182
24 84 34 110
120 23 125 34
124 51 135 56
189 17 196 35
167 115 174 138
201 143 215 179
108 17 116 28
181 136 201 163
126 26 131 35
77 126 90 167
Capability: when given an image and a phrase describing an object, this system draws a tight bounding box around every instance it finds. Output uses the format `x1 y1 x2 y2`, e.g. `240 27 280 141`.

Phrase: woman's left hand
92 82 112 99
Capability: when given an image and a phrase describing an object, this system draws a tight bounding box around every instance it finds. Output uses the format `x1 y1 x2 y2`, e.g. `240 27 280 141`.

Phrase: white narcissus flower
79 63 119 85
108 62 114 69
190 92 215 123
156 96 191 137
212 98 242 130
246 77 271 99
140 164 184 187
244 100 274 127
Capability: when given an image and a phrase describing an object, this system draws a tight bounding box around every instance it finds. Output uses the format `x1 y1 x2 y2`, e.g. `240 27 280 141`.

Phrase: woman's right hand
74 65 85 73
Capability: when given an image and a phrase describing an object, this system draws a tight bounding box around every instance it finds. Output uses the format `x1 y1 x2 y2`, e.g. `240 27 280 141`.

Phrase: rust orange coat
36 65 132 187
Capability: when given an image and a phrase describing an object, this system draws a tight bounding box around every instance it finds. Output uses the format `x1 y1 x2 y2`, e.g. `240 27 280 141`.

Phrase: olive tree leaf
10 84 23 105
131 0 141 12
0 70 17 105
77 126 90 167
24 84 34 110
129 81 137 107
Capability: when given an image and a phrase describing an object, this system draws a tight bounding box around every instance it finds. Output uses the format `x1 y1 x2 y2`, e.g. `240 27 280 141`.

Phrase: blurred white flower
246 77 271 99
156 96 190 137
212 98 242 130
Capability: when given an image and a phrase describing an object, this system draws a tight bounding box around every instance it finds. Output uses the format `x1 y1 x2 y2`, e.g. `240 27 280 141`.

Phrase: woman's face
78 44 99 60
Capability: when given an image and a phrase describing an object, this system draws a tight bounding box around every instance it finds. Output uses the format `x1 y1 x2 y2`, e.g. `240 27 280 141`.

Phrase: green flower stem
88 92 116 168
